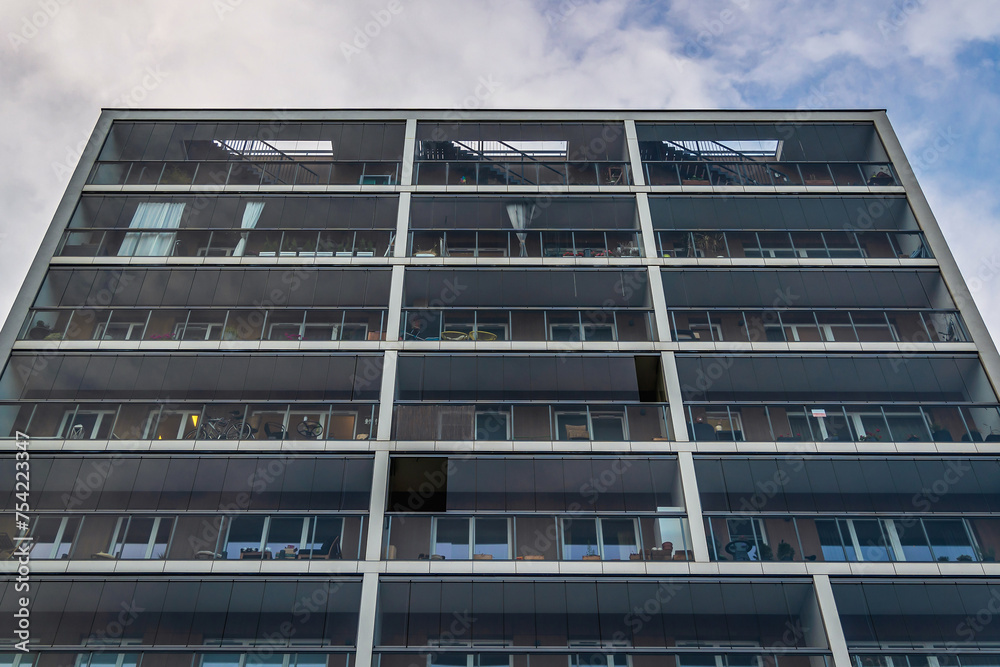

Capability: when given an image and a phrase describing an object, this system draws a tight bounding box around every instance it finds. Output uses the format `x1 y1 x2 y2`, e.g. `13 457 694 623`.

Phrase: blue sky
1 0 998 338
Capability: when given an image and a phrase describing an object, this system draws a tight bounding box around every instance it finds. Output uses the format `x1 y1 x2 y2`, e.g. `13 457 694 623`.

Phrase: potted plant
629 551 643 561
694 232 726 258
43 332 64 340
930 423 953 441
335 241 353 257
582 545 601 561
259 238 279 257
957 554 974 562
355 238 375 257
777 540 795 562
757 543 774 561
297 238 317 257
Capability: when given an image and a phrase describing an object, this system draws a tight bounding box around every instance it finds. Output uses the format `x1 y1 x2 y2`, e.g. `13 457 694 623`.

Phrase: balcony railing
376 653 832 667
392 403 672 441
54 655 354 667
670 309 967 344
0 402 378 440
6 513 365 561
409 229 643 258
413 160 632 186
400 309 655 342
87 160 401 186
642 161 898 187
655 229 929 259
383 514 691 562
706 515 1000 564
20 308 388 343
56 228 394 258
686 404 1000 443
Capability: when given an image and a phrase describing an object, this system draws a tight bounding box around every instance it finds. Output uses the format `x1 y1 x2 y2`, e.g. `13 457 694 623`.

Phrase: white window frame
108 516 175 559
58 408 117 439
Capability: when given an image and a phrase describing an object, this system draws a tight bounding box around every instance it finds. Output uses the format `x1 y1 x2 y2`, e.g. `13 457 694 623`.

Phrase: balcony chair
297 535 341 560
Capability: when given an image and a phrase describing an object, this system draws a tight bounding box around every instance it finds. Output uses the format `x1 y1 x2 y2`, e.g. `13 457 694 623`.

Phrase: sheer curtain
233 201 265 257
505 203 535 257
118 202 185 256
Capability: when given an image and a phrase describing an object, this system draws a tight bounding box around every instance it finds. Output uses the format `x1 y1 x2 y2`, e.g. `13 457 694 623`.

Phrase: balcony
401 309 655 342
0 402 377 440
409 229 643 258
376 653 832 667
56 228 395 258
20 308 388 343
686 404 1000 443
3 513 365 561
706 515 1000 564
655 230 929 259
413 160 632 186
382 514 691 561
670 309 967 344
87 160 401 186
392 403 672 441
642 161 898 187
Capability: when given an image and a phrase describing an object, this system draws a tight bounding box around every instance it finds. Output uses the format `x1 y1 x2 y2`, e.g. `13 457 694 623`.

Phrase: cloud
0 0 998 345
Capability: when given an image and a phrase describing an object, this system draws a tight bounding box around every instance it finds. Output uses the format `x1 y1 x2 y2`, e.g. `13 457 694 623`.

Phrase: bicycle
185 410 256 439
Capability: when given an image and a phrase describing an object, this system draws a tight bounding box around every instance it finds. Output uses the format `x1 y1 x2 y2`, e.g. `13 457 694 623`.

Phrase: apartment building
2 109 999 667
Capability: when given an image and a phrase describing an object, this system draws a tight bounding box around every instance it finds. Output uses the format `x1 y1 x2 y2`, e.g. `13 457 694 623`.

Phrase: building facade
2 109 1000 667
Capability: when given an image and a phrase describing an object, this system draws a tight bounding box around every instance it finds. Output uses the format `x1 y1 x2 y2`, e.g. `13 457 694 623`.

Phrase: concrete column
677 451 710 562
661 351 689 441
812 574 853 667
376 351 397 441
353 571 381 667
624 119 646 186
647 266 671 342
400 118 417 186
364 450 390 561
393 192 410 258
635 192 659 260
385 265 405 341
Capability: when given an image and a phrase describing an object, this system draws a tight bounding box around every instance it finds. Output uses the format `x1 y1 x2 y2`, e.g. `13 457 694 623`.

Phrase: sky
1 0 999 341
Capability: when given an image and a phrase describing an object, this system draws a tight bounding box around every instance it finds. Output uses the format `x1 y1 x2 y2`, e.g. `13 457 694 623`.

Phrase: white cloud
0 0 998 345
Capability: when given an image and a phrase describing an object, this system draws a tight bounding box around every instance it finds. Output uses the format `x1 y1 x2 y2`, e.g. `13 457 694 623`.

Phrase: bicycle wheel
296 420 324 439
184 426 210 440
225 423 254 440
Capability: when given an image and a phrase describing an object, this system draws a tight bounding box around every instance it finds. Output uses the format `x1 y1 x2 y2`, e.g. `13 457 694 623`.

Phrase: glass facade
2 111 998 667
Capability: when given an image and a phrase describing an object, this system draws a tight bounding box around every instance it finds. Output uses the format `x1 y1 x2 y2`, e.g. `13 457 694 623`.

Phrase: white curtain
505 203 535 257
118 202 185 256
233 201 265 257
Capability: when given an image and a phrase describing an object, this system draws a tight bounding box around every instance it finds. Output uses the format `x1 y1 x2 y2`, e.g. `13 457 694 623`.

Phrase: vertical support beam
393 192 410 258
813 574 853 667
365 450 390 561
647 266 671 342
676 451 709 562
400 118 417 186
376 350 398 441
385 265 405 341
624 119 645 186
660 351 689 441
353 571 381 667
635 193 659 260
